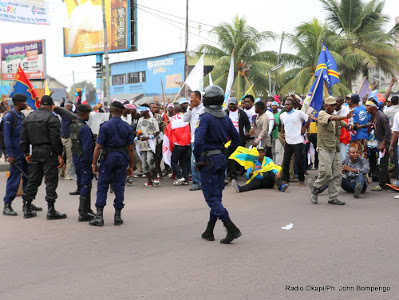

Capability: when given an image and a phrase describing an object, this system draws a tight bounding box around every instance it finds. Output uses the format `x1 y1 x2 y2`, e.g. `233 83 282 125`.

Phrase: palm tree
278 19 351 96
320 0 399 89
198 16 275 98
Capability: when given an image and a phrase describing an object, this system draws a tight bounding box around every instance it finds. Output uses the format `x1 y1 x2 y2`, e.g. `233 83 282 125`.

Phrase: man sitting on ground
232 147 288 193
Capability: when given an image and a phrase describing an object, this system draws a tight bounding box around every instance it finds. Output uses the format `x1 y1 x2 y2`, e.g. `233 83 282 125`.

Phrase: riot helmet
203 85 224 107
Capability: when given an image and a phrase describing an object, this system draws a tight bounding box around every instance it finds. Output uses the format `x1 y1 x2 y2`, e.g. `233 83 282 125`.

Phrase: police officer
20 95 67 219
70 104 96 221
90 101 134 226
3 94 42 216
194 85 242 244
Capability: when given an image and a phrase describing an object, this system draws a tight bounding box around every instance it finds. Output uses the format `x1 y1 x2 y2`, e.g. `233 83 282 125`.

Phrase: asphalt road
0 170 398 300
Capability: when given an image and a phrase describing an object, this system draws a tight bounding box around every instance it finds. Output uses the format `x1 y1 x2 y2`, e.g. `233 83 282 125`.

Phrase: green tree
278 19 351 96
320 0 399 88
198 16 276 98
68 81 96 104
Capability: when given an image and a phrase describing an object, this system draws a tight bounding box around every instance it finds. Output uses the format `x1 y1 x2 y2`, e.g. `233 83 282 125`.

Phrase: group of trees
199 0 399 98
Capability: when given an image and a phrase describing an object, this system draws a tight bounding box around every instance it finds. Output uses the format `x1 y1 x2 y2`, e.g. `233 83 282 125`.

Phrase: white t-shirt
392 110 399 145
244 106 256 125
229 109 239 132
335 105 349 118
265 110 275 136
280 109 308 145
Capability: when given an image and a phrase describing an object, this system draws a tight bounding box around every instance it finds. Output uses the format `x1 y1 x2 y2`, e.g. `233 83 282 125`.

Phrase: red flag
10 65 40 110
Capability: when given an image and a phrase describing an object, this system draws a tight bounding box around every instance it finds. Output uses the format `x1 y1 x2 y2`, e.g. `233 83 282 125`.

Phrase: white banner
0 0 68 27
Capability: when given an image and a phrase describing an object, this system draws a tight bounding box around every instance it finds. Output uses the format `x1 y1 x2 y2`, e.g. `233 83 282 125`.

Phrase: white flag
185 54 204 93
209 73 213 86
224 52 234 103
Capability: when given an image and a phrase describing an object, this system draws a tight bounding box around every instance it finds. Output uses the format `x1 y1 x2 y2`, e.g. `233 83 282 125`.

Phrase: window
112 74 126 85
128 71 146 84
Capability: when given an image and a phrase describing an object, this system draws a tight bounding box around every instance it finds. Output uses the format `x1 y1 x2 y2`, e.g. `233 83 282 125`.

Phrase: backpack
0 111 18 151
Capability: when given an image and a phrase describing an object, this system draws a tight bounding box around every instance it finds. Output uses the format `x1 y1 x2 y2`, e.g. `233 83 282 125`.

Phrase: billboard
1 40 46 80
63 0 136 57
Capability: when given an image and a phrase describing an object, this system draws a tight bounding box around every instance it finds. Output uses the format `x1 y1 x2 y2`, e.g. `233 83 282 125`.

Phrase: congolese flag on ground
9 65 39 110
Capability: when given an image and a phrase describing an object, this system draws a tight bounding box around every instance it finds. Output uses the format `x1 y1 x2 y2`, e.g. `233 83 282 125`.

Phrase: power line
136 3 216 28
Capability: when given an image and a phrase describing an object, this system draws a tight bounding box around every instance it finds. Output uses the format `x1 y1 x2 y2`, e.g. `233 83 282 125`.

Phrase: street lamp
269 64 283 96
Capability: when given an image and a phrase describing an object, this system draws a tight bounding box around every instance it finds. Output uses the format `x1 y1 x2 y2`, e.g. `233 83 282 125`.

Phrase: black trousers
171 145 190 181
24 154 59 203
379 150 390 188
239 172 283 192
282 142 305 182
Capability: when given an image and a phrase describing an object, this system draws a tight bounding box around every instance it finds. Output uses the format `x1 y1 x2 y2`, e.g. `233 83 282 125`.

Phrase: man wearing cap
2 94 42 216
225 97 250 180
179 98 189 113
20 95 67 219
70 105 96 222
308 96 354 205
365 99 391 191
90 100 134 226
184 90 205 191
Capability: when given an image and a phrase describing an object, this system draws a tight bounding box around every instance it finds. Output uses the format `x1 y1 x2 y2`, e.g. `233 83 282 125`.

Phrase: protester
136 106 160 187
271 101 283 165
251 101 271 155
280 98 309 185
225 97 250 180
365 99 391 191
335 96 351 161
59 101 74 180
150 102 164 178
183 90 205 191
350 94 370 158
232 147 287 193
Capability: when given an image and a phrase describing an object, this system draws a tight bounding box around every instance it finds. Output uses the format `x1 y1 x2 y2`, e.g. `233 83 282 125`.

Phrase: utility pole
102 0 110 109
72 70 75 85
184 0 189 99
273 31 284 95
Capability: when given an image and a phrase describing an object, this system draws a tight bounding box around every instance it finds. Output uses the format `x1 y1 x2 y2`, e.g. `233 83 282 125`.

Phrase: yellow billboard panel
63 0 130 57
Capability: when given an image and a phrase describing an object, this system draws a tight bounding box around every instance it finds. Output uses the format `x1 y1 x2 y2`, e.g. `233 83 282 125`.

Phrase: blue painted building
110 52 185 97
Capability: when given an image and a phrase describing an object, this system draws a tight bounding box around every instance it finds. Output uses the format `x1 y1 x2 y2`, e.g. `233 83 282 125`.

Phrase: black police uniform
193 85 242 244
20 96 67 219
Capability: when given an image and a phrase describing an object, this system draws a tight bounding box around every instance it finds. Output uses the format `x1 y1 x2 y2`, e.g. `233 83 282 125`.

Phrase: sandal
153 179 160 186
371 185 383 191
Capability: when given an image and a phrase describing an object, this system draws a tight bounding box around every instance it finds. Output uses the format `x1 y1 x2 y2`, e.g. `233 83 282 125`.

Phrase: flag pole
359 76 366 93
172 82 186 104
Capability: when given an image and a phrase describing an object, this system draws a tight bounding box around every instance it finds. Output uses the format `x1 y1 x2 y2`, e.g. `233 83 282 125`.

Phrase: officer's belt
104 146 128 153
201 149 224 157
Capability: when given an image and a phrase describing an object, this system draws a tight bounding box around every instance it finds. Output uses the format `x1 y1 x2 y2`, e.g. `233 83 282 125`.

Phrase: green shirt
272 111 280 139
317 110 346 152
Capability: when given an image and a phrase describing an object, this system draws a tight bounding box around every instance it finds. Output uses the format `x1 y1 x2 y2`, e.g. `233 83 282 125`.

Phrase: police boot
3 202 18 216
69 185 81 196
220 218 242 244
114 210 123 226
201 222 216 241
86 188 96 221
30 203 43 211
46 202 67 220
89 207 104 226
23 200 37 219
78 195 90 222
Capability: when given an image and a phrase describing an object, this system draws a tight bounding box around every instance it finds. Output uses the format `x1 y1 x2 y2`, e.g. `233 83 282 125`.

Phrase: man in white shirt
183 91 205 191
280 99 309 186
335 96 350 161
244 95 256 147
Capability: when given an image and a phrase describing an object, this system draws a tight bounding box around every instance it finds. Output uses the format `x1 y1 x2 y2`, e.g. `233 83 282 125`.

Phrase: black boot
30 203 43 211
3 202 18 216
220 218 242 244
23 200 37 219
89 207 104 226
78 195 90 222
86 188 96 221
69 185 81 196
114 210 123 226
201 222 216 241
46 202 67 220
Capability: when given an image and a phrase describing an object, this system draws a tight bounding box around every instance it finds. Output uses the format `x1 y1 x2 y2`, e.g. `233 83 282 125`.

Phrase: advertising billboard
63 0 136 57
1 40 46 80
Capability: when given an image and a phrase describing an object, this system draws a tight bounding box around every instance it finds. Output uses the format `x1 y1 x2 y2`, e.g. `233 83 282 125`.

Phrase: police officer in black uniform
20 95 67 220
70 104 96 222
194 85 242 244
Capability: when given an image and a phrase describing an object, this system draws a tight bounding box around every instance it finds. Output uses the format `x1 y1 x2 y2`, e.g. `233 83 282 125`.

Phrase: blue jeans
340 143 350 162
341 173 368 193
191 143 201 187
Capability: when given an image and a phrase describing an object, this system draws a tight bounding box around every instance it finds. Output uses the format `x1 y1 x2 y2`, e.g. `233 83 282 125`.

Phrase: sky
0 0 397 89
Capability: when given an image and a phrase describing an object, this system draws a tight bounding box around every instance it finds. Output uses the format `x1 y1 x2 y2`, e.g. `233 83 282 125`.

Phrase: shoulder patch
196 118 200 128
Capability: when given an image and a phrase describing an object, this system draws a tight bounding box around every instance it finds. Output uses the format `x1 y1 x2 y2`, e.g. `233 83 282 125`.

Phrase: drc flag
315 42 340 89
9 65 40 110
